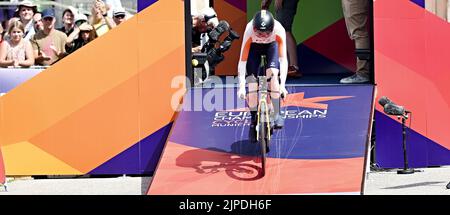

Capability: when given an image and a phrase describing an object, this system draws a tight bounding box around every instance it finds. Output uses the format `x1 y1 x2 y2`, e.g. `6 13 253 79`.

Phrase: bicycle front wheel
259 121 267 177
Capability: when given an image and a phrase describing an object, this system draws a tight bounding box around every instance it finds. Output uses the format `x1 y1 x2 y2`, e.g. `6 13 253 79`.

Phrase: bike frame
256 76 271 142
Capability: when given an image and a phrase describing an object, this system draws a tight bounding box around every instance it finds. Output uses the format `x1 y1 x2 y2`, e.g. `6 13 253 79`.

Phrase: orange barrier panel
0 0 185 175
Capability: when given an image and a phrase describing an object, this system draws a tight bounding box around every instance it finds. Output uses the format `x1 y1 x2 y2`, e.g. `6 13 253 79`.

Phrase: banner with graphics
213 0 357 76
375 0 450 167
148 85 374 194
0 0 184 175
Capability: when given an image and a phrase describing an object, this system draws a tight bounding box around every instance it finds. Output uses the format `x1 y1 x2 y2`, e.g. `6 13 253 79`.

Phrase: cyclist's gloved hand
280 86 288 99
237 87 246 100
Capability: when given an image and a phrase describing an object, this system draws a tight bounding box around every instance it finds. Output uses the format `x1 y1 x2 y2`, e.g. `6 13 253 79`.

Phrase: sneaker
273 114 284 129
340 74 370 84
287 65 302 78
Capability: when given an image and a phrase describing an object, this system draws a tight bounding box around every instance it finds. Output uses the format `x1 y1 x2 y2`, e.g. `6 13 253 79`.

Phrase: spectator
2 17 20 41
66 22 96 54
58 7 77 36
31 8 67 66
67 13 88 46
0 20 34 68
74 13 89 27
17 0 37 40
105 0 124 17
112 7 126 26
339 0 371 84
33 12 43 33
0 24 3 43
90 0 116 37
191 7 218 53
261 0 302 78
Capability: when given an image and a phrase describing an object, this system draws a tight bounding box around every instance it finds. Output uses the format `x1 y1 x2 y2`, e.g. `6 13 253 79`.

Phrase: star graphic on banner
225 92 353 112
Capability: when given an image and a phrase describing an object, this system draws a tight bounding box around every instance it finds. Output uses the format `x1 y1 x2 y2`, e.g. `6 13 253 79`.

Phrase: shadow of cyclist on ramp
175 140 265 181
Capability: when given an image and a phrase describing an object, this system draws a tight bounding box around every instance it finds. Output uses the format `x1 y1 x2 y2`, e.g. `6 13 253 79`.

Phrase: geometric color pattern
411 0 425 8
138 0 158 11
374 0 450 167
148 85 374 194
0 0 184 175
230 0 357 75
212 0 248 75
215 0 357 75
88 122 173 175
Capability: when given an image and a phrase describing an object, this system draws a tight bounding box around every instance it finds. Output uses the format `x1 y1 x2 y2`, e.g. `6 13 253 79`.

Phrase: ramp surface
148 85 374 194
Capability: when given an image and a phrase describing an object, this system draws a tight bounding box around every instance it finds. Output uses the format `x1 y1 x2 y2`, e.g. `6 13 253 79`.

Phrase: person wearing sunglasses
30 8 68 66
237 10 288 143
112 7 127 26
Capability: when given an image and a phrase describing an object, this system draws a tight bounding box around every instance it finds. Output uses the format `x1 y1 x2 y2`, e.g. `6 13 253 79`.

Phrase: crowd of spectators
0 0 132 68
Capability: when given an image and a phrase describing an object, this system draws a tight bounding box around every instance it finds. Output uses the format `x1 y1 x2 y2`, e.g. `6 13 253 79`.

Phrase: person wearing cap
105 0 124 17
31 8 68 66
66 13 89 46
90 0 116 37
66 13 97 53
66 22 97 54
112 7 126 26
17 0 38 41
57 7 77 36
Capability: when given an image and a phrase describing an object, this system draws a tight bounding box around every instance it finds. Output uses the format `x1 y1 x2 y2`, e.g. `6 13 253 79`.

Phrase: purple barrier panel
411 0 425 8
0 68 44 94
138 0 158 12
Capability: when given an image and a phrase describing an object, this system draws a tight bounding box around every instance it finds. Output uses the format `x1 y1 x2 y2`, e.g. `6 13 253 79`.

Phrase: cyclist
237 10 288 143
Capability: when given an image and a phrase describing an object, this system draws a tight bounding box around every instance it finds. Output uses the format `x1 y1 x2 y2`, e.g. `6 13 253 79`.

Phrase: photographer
191 7 240 85
191 7 218 53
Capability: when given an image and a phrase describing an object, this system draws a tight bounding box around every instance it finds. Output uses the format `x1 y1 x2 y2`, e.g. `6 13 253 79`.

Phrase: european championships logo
212 92 353 127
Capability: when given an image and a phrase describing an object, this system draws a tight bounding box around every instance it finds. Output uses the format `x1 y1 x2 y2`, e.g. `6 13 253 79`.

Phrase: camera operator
191 7 240 85
191 7 219 53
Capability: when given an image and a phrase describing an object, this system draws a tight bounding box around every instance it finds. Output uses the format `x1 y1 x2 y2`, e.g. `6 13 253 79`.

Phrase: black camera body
200 20 240 74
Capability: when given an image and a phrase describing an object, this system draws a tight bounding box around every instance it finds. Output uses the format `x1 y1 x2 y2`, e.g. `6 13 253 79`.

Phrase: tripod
397 113 414 174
